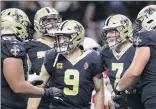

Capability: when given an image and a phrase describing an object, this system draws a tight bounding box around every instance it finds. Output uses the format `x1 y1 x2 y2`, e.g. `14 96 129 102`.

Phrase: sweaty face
106 30 119 49
55 34 74 53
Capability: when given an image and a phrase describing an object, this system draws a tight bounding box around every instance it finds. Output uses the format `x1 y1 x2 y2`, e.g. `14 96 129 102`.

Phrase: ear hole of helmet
8 12 11 15
147 20 153 23
124 30 128 34
77 38 81 42
16 26 22 30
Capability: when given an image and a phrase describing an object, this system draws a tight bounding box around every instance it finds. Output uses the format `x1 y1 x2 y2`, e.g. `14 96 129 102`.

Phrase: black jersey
100 44 136 89
43 49 103 109
133 30 156 104
1 37 27 109
133 30 156 87
25 39 52 75
100 44 144 109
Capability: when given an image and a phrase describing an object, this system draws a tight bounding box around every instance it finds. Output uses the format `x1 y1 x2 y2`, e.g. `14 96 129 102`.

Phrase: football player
100 14 144 109
1 8 65 109
82 37 113 109
28 20 104 109
26 7 62 109
115 5 156 109
25 7 62 75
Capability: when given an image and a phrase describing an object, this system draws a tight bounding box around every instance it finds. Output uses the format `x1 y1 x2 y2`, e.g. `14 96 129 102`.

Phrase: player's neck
37 37 55 47
115 41 131 53
64 47 83 60
41 36 55 43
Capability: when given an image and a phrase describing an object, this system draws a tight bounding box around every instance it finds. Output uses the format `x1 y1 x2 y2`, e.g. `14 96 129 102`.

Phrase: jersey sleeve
126 45 136 63
133 30 156 47
24 39 35 52
23 40 30 52
90 51 106 77
99 47 113 69
1 38 26 62
43 49 57 75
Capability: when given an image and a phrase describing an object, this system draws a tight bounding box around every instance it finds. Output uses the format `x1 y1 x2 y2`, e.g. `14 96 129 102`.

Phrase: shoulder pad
99 46 113 58
44 48 57 64
89 50 105 76
2 39 26 61
24 39 38 50
133 30 156 47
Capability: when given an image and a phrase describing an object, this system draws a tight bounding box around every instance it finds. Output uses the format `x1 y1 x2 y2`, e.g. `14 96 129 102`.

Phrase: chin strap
53 53 60 67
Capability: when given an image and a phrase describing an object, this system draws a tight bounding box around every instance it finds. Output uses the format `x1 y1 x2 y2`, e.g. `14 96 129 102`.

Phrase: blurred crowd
2 1 156 45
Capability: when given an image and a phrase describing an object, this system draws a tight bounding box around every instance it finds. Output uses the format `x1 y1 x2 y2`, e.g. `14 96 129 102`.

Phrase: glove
30 80 43 86
111 91 128 108
111 84 127 108
44 87 66 101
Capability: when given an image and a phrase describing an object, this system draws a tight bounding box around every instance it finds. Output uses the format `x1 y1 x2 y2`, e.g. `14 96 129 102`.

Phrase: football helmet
34 7 62 36
102 14 132 49
137 5 156 22
134 5 156 33
54 20 85 53
142 11 156 31
1 8 32 41
83 37 100 51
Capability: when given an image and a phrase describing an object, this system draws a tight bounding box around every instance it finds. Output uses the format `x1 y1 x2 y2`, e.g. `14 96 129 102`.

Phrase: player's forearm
117 47 151 91
94 90 104 109
93 73 104 109
27 98 41 109
117 68 139 91
15 81 44 96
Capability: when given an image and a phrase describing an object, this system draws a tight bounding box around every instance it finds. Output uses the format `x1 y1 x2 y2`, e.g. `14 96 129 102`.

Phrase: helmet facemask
54 20 85 54
54 33 79 54
102 14 133 50
39 14 62 36
102 25 125 50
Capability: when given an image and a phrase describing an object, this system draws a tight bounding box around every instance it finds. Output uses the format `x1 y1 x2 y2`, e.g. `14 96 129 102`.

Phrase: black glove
111 84 127 108
44 87 66 101
30 80 43 86
113 86 125 95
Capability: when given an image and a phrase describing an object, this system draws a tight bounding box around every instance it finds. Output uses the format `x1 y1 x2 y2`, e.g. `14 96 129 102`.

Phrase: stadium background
2 1 156 45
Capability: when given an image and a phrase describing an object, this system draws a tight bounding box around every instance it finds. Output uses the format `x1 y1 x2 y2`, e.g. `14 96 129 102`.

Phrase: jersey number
64 69 79 96
37 51 46 59
112 63 123 85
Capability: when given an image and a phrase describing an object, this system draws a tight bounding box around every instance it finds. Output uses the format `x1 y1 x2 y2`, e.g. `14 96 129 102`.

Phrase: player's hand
44 87 66 101
111 91 123 108
105 100 114 109
104 89 115 109
30 80 43 86
111 84 127 108
111 90 130 108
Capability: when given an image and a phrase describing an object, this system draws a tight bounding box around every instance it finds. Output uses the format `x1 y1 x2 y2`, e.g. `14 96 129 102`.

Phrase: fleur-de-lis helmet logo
74 24 82 34
121 18 129 26
144 7 156 16
11 10 23 22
